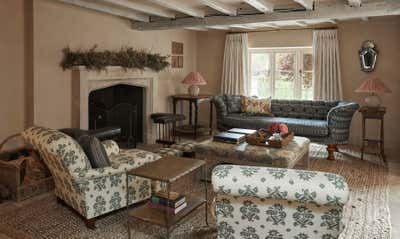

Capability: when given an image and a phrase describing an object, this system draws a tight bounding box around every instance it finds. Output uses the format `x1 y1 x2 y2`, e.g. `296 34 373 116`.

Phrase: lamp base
364 94 381 107
188 85 200 96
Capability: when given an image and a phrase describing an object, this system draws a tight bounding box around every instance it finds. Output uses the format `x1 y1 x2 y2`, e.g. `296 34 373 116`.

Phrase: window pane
250 53 272 97
301 72 313 100
303 53 313 71
275 71 295 99
275 52 295 99
276 53 295 71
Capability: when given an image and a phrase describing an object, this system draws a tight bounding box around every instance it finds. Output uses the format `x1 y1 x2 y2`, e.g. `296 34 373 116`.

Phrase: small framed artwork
171 41 183 68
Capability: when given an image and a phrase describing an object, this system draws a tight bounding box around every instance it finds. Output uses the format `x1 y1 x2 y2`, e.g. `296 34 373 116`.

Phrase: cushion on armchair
78 135 111 168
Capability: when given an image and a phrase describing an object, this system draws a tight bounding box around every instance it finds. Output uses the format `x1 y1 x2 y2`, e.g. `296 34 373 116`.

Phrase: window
249 47 313 100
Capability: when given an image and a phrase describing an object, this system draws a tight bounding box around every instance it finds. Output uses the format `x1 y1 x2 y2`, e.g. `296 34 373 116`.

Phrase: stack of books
149 191 187 214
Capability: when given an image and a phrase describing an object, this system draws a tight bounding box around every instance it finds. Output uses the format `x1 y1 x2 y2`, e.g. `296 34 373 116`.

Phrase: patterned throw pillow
78 135 111 168
241 96 273 116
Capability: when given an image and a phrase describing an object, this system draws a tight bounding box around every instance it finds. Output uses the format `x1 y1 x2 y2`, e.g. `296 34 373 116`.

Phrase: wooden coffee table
126 156 208 239
194 136 310 179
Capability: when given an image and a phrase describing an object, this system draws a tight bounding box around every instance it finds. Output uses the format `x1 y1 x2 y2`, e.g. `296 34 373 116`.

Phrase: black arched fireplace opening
89 84 144 148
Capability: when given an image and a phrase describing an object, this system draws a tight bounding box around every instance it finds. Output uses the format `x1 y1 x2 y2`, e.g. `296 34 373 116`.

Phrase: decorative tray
246 130 294 148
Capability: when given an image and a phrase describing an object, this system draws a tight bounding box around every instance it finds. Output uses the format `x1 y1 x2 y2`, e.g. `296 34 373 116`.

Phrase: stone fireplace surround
71 66 158 143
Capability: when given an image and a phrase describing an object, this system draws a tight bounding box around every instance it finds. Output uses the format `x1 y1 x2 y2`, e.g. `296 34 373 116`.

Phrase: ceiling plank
244 0 274 13
101 0 175 18
293 0 314 10
148 0 205 18
131 1 400 30
57 0 149 22
199 0 237 16
348 0 362 7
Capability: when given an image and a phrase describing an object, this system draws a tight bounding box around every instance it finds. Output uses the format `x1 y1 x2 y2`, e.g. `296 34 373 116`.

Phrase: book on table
213 132 246 144
228 128 257 135
149 191 187 214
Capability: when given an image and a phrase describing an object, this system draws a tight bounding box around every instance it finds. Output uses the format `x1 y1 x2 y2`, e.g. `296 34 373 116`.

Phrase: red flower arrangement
267 122 289 135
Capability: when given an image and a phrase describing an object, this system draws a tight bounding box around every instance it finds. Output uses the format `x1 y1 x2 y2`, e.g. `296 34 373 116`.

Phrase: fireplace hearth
89 84 143 147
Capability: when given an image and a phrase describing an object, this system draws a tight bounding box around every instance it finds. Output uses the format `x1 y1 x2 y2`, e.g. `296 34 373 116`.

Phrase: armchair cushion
78 135 110 168
212 165 349 207
101 140 120 157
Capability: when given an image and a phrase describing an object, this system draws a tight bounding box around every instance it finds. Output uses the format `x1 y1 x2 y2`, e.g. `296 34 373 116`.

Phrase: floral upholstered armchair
22 126 161 228
212 165 349 239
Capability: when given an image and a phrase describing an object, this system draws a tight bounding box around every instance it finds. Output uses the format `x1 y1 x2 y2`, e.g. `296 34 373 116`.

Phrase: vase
364 94 381 107
188 85 200 96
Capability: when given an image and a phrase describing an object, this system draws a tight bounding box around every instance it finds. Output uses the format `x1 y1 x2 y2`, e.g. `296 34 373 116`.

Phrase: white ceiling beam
185 27 208 31
244 0 274 13
207 25 230 30
327 19 337 24
293 0 314 10
148 0 205 18
295 20 308 27
57 0 149 22
100 0 175 18
348 0 362 7
199 0 237 16
131 1 400 30
230 24 256 29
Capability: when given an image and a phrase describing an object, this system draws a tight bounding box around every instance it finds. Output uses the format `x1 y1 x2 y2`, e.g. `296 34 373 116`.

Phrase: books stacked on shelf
149 191 187 215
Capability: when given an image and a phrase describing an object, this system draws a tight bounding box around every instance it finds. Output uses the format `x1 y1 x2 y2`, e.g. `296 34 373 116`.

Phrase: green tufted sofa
22 126 162 228
212 165 349 239
213 95 359 160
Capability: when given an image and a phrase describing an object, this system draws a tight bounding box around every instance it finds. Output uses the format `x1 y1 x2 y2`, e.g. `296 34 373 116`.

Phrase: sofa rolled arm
212 165 349 207
101 140 120 157
326 102 359 144
213 95 228 129
72 161 132 182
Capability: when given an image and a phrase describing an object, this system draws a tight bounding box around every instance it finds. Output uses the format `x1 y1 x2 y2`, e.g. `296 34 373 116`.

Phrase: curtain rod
227 26 337 34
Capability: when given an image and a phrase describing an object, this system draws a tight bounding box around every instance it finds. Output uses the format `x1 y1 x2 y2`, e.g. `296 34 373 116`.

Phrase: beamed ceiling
57 0 400 31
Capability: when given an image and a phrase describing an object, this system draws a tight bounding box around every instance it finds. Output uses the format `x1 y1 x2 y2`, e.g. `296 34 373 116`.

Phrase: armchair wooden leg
84 218 96 230
327 144 336 160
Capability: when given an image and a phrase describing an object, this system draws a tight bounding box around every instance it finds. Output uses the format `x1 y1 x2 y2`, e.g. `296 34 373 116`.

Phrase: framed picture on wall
171 42 183 68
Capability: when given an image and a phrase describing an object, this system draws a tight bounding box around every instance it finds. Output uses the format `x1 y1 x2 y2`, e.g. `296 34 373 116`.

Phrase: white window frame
248 47 313 99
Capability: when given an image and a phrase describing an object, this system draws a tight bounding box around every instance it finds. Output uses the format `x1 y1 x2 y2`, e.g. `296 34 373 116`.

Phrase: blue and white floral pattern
22 126 161 220
212 165 349 239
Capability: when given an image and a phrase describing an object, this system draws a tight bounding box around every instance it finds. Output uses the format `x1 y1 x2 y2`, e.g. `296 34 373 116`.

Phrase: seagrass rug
0 144 390 239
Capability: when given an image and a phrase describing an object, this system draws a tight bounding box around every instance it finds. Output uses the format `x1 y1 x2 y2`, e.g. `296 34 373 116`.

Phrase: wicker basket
246 131 294 148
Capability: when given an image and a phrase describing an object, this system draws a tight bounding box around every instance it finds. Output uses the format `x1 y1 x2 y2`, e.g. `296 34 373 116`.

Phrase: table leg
189 101 193 125
381 118 386 162
204 164 209 226
361 117 365 160
194 102 199 139
209 101 213 135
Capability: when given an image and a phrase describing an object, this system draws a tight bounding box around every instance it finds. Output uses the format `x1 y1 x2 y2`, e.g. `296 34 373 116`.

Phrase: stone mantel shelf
71 65 158 143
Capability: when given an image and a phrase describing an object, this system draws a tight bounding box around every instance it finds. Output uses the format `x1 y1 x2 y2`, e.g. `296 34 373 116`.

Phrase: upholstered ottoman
171 141 198 157
156 147 183 157
194 136 310 179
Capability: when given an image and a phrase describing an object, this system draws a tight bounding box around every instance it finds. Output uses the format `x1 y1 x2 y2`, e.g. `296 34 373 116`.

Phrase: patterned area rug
0 144 390 239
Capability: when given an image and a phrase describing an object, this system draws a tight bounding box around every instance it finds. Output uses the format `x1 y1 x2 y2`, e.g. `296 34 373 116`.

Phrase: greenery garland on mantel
60 46 170 72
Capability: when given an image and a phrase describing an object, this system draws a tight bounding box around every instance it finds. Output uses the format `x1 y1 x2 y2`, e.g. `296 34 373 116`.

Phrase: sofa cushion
241 96 273 116
78 135 111 168
222 114 329 137
225 95 242 113
271 100 339 120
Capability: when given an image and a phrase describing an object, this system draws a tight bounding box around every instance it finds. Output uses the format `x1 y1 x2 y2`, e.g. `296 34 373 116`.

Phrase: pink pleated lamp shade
355 77 391 94
182 72 207 86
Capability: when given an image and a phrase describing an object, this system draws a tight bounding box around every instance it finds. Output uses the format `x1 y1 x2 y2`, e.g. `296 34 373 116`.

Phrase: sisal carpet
0 144 390 239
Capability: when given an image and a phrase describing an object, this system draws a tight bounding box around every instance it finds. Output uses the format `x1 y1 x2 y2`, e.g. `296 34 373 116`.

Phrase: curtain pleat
313 30 343 100
221 33 249 95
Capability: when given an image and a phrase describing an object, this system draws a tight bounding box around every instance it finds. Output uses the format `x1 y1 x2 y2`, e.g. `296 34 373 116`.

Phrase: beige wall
0 0 27 142
32 0 197 130
248 29 313 48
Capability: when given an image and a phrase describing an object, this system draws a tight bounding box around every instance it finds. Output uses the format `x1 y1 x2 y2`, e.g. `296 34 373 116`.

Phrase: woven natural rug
0 144 390 239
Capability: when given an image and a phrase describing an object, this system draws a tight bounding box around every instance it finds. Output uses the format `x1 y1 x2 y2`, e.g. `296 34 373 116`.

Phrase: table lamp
182 72 207 96
355 77 391 107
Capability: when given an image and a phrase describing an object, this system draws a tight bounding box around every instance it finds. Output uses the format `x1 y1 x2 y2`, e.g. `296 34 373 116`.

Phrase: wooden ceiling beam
199 0 237 16
100 0 175 18
131 1 400 30
147 0 205 18
244 0 274 13
57 0 149 22
293 0 314 10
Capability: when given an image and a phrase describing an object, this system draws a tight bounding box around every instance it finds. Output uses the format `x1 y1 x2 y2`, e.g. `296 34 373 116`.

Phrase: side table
359 106 386 161
172 94 213 139
126 156 208 239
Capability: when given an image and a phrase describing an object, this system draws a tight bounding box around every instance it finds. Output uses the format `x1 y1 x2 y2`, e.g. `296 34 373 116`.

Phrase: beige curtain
221 33 249 95
313 30 343 100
